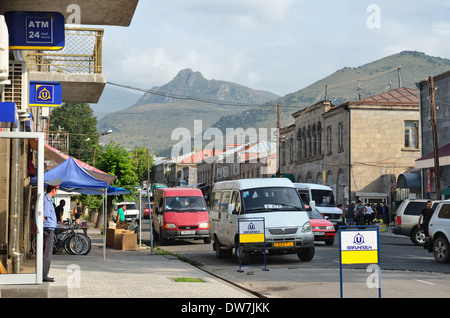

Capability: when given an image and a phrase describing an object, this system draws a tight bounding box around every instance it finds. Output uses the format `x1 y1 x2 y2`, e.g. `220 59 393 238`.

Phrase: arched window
297 128 302 159
307 125 311 157
312 124 317 156
317 122 322 155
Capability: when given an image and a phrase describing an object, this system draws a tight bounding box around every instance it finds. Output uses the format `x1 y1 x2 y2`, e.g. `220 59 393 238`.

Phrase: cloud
176 0 295 28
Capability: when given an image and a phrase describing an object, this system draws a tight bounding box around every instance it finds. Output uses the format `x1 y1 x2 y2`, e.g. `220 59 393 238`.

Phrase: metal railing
24 27 103 74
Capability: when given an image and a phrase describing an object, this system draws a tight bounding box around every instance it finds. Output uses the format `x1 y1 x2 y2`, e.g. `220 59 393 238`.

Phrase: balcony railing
24 27 103 74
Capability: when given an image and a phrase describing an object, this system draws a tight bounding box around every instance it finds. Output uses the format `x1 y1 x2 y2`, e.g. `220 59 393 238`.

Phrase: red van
152 187 210 245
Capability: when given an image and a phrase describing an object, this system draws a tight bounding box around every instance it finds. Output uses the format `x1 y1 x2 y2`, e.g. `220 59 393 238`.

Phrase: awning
397 173 421 189
29 139 116 186
415 143 450 169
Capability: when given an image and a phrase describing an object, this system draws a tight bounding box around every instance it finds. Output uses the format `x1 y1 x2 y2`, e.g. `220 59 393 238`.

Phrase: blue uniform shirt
43 193 57 230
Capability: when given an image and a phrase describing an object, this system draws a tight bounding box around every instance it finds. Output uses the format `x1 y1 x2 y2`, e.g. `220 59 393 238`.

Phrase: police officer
43 179 61 282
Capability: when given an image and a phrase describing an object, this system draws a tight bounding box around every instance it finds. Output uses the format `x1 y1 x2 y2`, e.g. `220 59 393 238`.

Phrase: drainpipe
9 127 21 273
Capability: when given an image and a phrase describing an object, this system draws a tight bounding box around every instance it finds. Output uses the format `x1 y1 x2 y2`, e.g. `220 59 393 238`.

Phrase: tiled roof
348 87 419 105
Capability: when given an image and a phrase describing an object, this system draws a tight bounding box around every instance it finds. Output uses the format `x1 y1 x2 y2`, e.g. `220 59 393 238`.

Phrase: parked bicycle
53 219 91 255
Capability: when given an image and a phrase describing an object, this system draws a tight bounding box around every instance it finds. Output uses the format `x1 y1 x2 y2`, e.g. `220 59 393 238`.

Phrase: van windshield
311 189 335 207
241 187 304 213
165 196 207 212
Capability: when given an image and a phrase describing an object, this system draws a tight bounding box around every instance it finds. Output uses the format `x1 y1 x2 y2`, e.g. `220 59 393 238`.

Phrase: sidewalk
2 228 256 298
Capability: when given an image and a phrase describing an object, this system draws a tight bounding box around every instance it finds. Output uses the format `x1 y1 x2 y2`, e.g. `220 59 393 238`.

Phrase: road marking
415 279 436 286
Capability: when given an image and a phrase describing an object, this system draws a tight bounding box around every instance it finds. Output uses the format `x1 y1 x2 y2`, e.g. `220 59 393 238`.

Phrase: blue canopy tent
31 157 126 260
30 157 109 190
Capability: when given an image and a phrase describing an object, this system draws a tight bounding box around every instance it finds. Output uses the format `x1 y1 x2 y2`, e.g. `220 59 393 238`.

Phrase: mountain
96 69 280 154
211 51 450 134
97 51 450 154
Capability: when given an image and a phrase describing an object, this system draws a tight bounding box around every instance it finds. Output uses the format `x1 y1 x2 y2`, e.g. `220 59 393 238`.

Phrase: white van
209 178 314 264
294 183 344 228
114 202 140 221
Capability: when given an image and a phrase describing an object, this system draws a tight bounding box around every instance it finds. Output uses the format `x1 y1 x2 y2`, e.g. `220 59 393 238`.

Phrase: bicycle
53 219 91 255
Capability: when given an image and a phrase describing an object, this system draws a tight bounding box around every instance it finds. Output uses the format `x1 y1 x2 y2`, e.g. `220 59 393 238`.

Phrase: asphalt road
139 219 450 298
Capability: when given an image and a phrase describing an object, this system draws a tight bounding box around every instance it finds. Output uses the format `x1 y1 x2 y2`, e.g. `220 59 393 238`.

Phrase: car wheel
235 243 252 265
433 237 450 263
297 245 315 261
410 227 426 246
214 239 232 259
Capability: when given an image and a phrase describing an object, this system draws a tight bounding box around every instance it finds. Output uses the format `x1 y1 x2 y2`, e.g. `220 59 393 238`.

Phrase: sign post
339 225 381 298
237 217 268 272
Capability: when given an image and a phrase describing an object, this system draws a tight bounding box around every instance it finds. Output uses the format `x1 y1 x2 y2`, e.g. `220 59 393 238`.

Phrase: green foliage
50 103 98 164
131 147 154 183
95 141 138 199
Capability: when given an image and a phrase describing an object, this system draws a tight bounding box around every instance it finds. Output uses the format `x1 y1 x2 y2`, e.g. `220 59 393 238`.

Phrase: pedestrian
364 203 374 225
382 202 390 225
73 202 81 224
55 199 65 223
418 200 434 238
346 202 355 225
43 179 61 282
376 203 383 223
354 200 365 225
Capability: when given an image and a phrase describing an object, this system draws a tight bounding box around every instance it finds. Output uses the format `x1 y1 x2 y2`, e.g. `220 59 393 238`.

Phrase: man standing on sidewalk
43 179 61 282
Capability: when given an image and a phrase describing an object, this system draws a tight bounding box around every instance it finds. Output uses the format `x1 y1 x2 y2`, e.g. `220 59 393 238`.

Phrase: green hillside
97 51 450 154
212 51 450 133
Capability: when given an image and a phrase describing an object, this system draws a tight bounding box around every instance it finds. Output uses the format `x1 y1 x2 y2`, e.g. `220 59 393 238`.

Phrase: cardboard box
114 230 137 251
106 228 124 248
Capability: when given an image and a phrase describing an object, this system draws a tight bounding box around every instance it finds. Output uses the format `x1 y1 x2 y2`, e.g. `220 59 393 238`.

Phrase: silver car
392 199 441 245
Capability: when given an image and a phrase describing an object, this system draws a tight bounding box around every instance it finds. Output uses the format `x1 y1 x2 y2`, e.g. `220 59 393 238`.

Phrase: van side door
227 190 241 246
218 191 231 244
209 191 222 237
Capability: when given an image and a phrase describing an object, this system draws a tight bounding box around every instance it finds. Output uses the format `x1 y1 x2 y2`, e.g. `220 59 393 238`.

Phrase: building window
297 128 302 159
338 122 344 151
326 126 332 154
317 122 322 155
289 138 294 163
404 121 418 148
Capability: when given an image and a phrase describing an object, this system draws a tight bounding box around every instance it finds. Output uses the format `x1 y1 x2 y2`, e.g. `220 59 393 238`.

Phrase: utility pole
397 66 402 88
276 104 281 177
429 76 441 198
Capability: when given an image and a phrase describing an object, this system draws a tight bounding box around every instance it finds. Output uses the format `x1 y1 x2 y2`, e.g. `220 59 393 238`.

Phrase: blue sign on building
5 11 65 50
29 81 62 107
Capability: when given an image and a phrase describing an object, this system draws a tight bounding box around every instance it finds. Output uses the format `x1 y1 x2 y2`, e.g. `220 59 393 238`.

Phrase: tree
93 141 138 228
132 147 154 184
49 103 98 164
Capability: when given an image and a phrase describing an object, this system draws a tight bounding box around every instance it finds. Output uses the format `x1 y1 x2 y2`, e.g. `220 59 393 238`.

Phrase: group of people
345 200 390 226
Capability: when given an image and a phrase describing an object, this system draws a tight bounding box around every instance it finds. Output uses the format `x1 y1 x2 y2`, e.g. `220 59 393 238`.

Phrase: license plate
181 231 194 235
274 241 294 247
314 232 325 236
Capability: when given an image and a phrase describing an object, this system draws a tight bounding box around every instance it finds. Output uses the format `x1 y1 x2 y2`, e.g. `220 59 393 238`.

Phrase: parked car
427 201 450 263
392 199 441 245
143 202 153 219
307 209 336 245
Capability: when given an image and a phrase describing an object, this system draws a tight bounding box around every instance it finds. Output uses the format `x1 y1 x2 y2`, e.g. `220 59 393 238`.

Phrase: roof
347 87 419 106
213 178 294 191
158 187 203 196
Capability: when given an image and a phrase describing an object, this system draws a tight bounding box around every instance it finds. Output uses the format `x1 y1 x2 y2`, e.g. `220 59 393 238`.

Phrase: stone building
416 71 450 199
281 87 421 207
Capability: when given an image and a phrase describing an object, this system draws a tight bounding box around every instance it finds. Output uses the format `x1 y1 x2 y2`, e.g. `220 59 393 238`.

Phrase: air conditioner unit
3 61 29 118
0 15 9 84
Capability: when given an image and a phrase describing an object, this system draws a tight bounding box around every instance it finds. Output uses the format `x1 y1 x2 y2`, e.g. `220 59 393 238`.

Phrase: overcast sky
95 0 450 109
